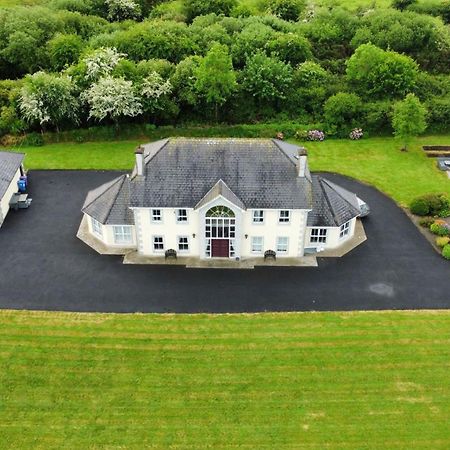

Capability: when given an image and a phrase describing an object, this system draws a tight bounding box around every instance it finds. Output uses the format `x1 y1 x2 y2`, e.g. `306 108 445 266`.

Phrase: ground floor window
91 217 102 237
251 236 263 253
178 236 189 252
276 236 289 253
153 236 164 251
340 221 350 238
310 228 327 244
113 225 132 244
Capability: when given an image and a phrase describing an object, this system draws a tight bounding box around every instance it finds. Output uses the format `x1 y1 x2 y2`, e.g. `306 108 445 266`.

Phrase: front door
212 239 229 257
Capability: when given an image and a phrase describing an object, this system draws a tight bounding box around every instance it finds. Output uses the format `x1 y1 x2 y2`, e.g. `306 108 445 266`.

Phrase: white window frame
153 235 164 252
310 228 327 244
276 236 289 253
176 209 188 223
151 209 162 222
278 210 290 224
340 221 350 239
113 225 132 245
252 210 264 224
91 217 103 237
177 236 189 252
251 236 264 253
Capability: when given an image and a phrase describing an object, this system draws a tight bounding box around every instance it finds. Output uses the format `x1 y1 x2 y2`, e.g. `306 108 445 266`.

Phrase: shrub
392 0 416 11
349 128 363 140
436 236 450 248
323 92 363 136
430 222 450 236
22 132 44 146
410 197 430 216
307 129 325 141
419 216 435 228
443 244 450 260
266 0 306 21
439 208 450 218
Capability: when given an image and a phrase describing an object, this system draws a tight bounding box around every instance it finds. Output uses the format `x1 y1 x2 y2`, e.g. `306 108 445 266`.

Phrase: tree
105 0 141 21
346 44 418 99
141 71 172 113
19 72 78 131
194 43 236 120
47 34 84 71
170 56 202 108
265 32 312 66
184 0 237 22
324 92 363 136
392 0 416 12
83 47 125 81
267 0 306 21
241 52 293 105
82 76 142 124
392 93 427 150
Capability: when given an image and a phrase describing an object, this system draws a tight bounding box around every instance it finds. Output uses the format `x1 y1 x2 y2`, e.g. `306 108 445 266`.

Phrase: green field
7 134 449 206
0 310 449 449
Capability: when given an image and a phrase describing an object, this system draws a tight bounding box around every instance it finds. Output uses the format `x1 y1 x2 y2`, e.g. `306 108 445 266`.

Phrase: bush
419 216 435 228
324 92 363 136
392 0 416 11
184 0 237 22
442 244 450 260
430 221 450 236
22 132 44 146
349 128 363 140
307 129 325 141
410 197 430 216
436 236 450 248
266 0 306 21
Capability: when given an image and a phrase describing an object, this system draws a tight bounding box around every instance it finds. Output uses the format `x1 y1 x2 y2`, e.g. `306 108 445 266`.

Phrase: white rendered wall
85 213 137 248
304 217 357 251
0 167 21 227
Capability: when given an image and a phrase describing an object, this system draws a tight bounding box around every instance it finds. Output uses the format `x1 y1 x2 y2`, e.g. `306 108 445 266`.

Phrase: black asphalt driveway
0 171 448 312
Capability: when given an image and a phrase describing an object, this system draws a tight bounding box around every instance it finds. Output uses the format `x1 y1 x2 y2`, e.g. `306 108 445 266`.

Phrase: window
252 210 264 223
176 209 188 222
279 210 290 223
91 217 102 237
310 228 327 244
340 221 350 238
178 236 189 252
153 236 164 251
151 209 162 222
276 237 289 253
251 236 263 253
113 226 132 244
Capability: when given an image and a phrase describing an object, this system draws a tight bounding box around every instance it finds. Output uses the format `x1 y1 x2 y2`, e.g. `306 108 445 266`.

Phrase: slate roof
307 175 361 227
195 179 246 210
82 175 133 225
130 138 313 210
0 151 24 201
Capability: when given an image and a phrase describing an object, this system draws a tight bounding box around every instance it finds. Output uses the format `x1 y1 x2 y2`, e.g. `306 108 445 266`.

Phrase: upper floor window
276 236 289 253
113 225 132 244
340 221 350 238
91 217 102 237
252 210 264 224
251 236 263 253
310 228 327 244
151 209 162 222
279 210 290 223
176 209 188 223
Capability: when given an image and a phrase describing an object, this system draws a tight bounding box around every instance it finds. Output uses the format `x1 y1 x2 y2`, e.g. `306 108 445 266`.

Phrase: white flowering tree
141 71 172 112
83 47 125 81
82 76 142 125
105 0 141 21
19 71 78 131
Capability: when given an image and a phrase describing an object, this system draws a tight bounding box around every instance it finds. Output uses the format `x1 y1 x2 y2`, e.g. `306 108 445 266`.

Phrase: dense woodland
0 0 449 139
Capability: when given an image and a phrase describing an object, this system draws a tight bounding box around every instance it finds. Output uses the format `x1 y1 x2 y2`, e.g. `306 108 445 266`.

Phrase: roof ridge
104 175 127 224
321 178 359 214
319 177 340 226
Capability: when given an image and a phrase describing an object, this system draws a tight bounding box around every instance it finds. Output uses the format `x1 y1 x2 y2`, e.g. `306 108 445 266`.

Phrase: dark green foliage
418 216 435 228
323 92 363 136
410 194 449 216
22 132 44 146
410 198 431 216
184 0 237 23
266 0 306 21
265 33 312 66
392 0 416 11
47 33 84 71
430 222 450 236
426 97 450 133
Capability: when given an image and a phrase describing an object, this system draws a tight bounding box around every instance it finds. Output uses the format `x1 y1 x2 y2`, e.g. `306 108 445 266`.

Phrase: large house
0 151 25 228
80 138 366 262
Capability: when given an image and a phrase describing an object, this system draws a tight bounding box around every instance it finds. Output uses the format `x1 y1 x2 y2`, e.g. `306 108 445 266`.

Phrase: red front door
212 239 229 257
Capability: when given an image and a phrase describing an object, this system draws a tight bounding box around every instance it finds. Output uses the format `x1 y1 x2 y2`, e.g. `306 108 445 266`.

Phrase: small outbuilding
0 151 25 228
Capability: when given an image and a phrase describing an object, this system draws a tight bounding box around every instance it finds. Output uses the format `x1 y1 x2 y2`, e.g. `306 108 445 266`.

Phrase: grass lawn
0 310 449 449
6 134 449 207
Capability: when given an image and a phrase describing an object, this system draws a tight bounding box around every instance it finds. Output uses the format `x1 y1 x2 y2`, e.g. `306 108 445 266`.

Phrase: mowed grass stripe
0 310 449 449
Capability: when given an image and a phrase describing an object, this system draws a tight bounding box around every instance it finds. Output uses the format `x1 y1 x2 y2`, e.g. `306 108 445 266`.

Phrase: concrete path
0 170 448 313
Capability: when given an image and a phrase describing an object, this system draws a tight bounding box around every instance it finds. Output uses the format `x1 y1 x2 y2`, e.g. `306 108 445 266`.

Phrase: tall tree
392 93 427 151
195 43 236 121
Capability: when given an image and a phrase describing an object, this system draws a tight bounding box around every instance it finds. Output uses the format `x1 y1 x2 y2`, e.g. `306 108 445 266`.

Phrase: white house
80 138 366 262
0 151 25 228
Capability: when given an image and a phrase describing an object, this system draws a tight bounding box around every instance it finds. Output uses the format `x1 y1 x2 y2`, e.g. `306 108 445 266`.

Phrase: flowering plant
349 128 363 140
307 129 325 141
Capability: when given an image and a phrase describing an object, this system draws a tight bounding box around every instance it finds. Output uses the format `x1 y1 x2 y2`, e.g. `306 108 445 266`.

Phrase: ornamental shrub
430 222 450 236
410 194 450 216
419 216 434 228
442 244 450 259
307 129 325 141
410 197 430 216
349 128 363 140
436 236 450 248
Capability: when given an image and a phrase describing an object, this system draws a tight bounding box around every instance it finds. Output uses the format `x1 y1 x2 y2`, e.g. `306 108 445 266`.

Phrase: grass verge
0 309 449 449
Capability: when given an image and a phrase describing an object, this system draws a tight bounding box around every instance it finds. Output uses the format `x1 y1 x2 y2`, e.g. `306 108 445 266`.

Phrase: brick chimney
135 146 144 176
297 147 308 177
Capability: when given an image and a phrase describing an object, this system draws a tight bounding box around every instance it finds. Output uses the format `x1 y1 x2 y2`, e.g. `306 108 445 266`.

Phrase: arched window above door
206 205 235 218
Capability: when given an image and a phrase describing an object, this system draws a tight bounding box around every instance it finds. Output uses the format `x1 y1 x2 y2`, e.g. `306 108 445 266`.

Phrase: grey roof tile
0 151 24 200
195 179 246 210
